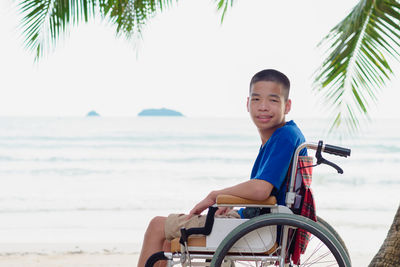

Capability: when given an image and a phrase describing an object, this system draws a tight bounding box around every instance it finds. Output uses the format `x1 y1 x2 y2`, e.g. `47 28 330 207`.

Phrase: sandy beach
0 247 377 267
0 243 140 267
0 253 139 267
0 237 383 267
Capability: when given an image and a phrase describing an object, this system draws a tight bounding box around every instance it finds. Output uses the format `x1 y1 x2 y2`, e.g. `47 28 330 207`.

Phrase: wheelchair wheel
210 213 351 267
317 216 350 260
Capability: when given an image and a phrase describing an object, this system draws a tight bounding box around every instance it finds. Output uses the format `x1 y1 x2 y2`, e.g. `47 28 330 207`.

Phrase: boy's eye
252 98 259 101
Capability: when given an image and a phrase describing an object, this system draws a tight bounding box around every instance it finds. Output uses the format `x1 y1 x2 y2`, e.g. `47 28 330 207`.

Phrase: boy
137 69 306 267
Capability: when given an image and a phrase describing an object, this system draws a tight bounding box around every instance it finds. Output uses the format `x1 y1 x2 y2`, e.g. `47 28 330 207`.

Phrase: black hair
249 69 290 100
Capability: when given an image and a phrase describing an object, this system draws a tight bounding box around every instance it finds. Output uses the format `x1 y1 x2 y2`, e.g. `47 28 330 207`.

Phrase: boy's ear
284 99 292 114
246 97 250 112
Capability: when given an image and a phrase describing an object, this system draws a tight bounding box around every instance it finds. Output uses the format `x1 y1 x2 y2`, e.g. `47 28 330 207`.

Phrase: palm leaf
314 0 400 134
18 0 175 60
214 0 235 23
100 0 175 39
19 0 97 61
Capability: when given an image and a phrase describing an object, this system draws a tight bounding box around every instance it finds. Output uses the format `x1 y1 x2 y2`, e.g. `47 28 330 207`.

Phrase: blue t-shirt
238 120 306 218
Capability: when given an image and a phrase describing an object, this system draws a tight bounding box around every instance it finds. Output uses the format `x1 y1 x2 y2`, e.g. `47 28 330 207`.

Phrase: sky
1 0 399 119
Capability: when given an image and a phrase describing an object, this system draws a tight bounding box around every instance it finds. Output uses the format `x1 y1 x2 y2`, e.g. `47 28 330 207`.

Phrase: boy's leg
138 216 167 267
138 213 207 267
138 211 238 267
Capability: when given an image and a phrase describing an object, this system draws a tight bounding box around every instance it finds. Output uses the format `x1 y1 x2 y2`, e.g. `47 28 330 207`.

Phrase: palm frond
19 0 97 61
314 0 400 134
18 0 175 60
99 0 175 39
214 0 235 23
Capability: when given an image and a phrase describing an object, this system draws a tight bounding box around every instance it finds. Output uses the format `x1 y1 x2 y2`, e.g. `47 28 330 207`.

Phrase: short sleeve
251 134 297 191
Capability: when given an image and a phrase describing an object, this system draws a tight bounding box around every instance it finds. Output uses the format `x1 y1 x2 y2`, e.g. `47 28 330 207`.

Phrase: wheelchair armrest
179 206 218 246
216 194 277 207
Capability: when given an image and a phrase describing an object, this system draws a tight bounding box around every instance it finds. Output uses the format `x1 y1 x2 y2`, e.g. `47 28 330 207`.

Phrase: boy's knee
147 216 166 235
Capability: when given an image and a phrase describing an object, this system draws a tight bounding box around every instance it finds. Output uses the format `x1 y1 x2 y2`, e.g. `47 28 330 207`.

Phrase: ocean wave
0 207 150 213
0 134 256 143
0 155 254 164
0 117 399 246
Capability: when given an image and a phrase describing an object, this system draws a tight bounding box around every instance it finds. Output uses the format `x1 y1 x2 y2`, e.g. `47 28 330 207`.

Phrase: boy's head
247 69 292 139
249 69 290 101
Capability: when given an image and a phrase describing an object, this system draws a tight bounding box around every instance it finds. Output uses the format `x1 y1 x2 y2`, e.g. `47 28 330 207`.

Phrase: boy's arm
188 179 273 216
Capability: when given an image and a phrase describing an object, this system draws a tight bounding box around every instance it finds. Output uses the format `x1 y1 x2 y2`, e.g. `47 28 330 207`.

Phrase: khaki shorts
164 210 240 241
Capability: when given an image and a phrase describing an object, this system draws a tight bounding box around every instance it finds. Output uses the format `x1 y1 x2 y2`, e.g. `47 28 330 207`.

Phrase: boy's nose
259 100 269 111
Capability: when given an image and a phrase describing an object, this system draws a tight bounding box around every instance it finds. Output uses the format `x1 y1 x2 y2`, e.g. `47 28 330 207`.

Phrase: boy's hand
215 206 232 216
187 192 216 219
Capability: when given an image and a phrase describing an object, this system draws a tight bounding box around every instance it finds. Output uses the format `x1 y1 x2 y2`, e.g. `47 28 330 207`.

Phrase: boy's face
247 81 291 135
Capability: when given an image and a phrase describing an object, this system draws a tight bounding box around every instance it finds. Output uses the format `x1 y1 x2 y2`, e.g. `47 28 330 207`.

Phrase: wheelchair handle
287 141 351 208
324 144 351 157
297 141 351 158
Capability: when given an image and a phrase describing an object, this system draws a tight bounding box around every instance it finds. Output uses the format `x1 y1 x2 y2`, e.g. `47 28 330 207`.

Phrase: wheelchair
145 141 352 267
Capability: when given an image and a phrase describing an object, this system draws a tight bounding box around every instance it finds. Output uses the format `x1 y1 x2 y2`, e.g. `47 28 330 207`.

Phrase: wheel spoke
211 214 350 267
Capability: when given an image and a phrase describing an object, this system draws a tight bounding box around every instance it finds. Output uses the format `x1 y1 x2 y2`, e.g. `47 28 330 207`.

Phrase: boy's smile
247 81 291 142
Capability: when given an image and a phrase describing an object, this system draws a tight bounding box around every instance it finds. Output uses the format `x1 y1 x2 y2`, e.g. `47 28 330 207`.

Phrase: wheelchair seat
170 195 277 254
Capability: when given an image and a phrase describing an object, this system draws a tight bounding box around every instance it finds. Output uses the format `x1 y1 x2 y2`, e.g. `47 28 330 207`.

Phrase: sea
0 116 399 265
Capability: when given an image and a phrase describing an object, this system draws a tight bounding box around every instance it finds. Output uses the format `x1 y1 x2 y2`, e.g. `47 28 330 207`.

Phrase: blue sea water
0 117 398 264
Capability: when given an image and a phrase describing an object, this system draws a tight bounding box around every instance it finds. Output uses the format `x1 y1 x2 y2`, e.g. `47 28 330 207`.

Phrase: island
138 108 183 117
87 110 100 116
